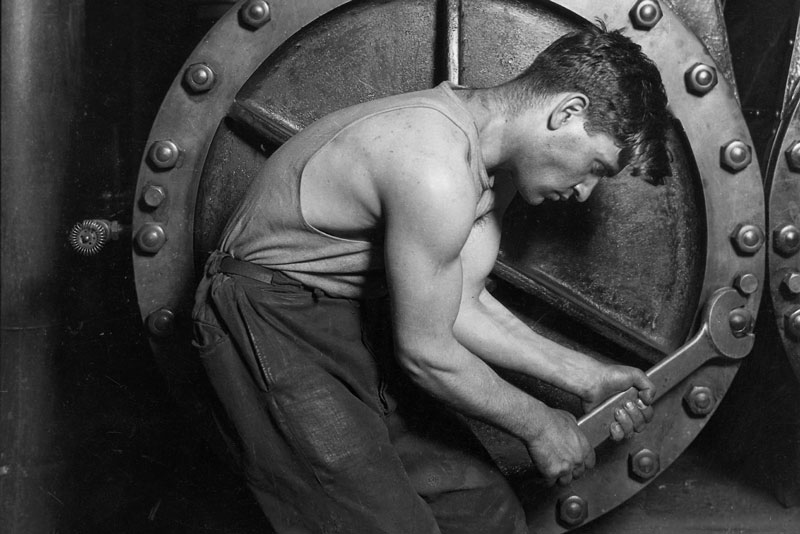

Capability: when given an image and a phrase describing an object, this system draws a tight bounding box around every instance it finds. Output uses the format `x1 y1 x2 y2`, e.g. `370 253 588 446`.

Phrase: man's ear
547 93 589 130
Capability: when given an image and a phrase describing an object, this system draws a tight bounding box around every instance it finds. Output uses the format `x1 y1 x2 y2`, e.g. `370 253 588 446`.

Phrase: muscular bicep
381 169 476 366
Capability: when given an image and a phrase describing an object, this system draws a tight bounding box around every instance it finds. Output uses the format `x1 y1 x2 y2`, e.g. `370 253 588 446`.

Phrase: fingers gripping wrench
579 288 754 449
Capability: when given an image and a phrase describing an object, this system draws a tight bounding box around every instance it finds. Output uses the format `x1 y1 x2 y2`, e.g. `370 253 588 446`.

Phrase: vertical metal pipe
1 0 84 532
445 0 462 84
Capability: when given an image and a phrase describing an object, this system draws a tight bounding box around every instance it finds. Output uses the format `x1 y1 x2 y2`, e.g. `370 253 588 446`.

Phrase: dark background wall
1 1 798 533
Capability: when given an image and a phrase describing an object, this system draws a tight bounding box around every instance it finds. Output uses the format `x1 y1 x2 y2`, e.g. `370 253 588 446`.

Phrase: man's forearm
397 338 552 442
453 288 604 399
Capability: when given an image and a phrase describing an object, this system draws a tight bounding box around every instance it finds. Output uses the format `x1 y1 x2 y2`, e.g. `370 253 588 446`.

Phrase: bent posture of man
193 25 670 534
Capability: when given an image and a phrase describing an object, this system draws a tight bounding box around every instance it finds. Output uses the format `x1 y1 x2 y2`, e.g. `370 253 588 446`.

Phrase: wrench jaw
706 287 756 360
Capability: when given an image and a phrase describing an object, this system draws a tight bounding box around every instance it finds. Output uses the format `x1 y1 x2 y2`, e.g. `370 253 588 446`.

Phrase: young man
193 25 670 534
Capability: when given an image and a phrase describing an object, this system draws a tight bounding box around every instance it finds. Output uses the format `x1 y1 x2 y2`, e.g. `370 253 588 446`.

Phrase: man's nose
574 177 599 202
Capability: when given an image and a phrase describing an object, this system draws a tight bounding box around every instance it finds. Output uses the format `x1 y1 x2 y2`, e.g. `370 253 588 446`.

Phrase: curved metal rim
765 93 800 377
132 1 766 532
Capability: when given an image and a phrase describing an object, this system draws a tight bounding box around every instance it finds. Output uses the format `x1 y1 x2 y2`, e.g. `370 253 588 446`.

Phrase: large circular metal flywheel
132 1 765 531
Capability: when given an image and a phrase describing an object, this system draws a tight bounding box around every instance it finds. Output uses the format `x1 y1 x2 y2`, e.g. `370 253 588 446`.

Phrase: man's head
502 24 671 184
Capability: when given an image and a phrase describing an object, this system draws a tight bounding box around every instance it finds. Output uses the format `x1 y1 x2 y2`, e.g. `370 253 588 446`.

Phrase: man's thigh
387 398 528 534
196 271 441 533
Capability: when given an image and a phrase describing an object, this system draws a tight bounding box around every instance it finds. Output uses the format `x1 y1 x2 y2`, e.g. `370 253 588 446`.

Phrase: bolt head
683 385 716 416
629 448 660 480
148 140 180 170
774 224 800 256
147 308 175 338
785 308 800 340
785 140 800 172
685 63 718 96
629 0 663 30
782 271 800 295
728 307 753 337
184 63 216 93
730 223 764 255
720 140 752 173
734 272 759 295
557 495 588 527
239 0 271 29
142 184 166 209
135 222 167 254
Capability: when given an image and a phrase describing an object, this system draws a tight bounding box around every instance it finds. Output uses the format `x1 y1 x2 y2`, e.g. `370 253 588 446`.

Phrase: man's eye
592 164 606 177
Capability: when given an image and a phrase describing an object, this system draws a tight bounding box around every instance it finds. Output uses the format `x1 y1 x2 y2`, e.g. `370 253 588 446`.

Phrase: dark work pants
192 251 527 534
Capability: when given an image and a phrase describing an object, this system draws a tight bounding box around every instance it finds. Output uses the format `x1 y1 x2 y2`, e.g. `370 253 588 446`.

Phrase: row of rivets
556 446 663 526
551 6 751 526
140 1 272 339
557 379 728 525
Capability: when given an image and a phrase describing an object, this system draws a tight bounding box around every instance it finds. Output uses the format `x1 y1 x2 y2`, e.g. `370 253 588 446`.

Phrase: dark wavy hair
504 24 671 182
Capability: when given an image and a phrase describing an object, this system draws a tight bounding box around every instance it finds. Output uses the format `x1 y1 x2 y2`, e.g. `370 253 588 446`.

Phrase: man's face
514 117 621 206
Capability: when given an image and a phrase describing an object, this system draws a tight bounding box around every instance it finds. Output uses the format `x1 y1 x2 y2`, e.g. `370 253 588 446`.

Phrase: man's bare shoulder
339 106 473 170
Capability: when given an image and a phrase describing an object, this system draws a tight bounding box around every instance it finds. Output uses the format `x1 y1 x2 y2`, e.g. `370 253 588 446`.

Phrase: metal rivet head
683 385 716 416
629 0 663 30
142 184 166 209
557 495 588 527
782 271 800 294
239 0 271 29
785 308 800 340
685 63 718 95
720 140 752 173
774 224 800 256
184 63 216 93
728 308 753 337
629 448 660 480
135 222 167 254
730 223 764 255
147 308 175 338
734 272 759 295
785 140 800 172
148 140 180 170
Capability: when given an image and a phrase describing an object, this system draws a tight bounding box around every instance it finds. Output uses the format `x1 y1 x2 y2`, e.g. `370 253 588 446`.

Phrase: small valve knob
68 219 128 256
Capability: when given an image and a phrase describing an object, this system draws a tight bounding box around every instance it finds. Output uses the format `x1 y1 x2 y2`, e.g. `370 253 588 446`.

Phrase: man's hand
525 408 596 487
581 364 656 441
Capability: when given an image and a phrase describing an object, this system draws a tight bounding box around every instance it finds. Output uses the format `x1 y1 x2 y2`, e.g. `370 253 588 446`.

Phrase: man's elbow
395 342 456 389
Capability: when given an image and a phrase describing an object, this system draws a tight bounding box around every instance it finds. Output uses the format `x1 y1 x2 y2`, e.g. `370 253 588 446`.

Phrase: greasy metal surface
782 20 800 118
765 92 800 378
662 0 737 99
132 1 766 532
1 1 85 532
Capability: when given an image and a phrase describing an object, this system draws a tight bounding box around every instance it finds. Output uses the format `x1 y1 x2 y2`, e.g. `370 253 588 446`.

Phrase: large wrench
579 287 754 448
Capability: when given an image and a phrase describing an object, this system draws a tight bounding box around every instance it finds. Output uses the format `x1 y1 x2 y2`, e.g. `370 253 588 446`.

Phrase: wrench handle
578 323 717 448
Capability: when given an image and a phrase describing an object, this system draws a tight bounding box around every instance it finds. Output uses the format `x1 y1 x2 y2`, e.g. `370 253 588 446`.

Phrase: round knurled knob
69 219 110 256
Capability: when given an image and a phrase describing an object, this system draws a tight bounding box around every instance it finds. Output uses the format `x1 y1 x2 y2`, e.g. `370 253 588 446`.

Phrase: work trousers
192 251 527 534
